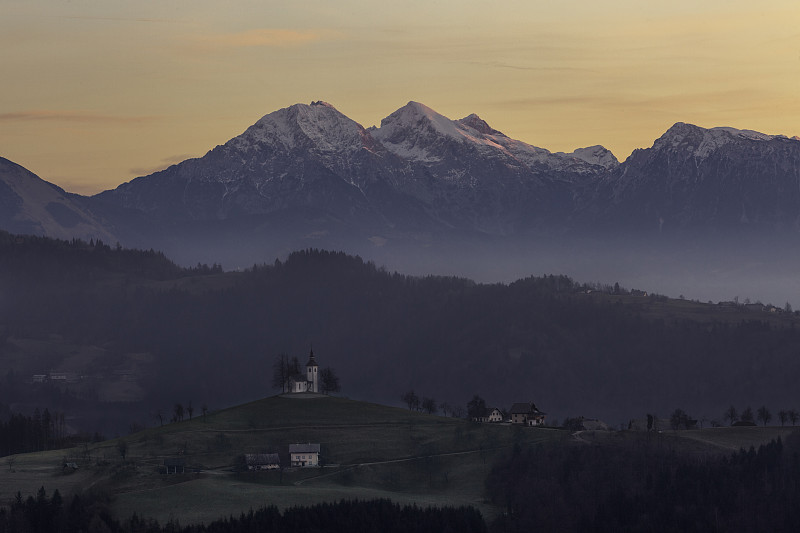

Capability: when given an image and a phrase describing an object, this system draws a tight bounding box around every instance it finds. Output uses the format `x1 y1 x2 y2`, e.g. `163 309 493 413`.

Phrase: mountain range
3 101 800 300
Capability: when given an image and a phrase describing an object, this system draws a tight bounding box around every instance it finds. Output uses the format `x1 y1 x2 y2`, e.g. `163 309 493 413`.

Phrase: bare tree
439 402 451 417
789 409 799 426
757 406 772 427
401 390 420 411
741 406 754 424
117 439 128 461
186 401 194 420
272 353 290 393
724 405 738 426
422 396 437 414
6 455 16 472
202 404 209 422
174 403 184 422
154 409 164 426
778 410 788 427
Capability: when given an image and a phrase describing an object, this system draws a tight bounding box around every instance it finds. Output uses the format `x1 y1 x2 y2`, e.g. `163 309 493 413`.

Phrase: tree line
0 489 486 533
486 435 800 532
0 408 68 457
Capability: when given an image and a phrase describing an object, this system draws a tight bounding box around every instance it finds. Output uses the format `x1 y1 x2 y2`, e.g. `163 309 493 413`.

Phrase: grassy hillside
2 393 795 527
1 395 560 525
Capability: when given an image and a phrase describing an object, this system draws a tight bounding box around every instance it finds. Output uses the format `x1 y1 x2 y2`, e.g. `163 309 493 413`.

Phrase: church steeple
306 347 319 393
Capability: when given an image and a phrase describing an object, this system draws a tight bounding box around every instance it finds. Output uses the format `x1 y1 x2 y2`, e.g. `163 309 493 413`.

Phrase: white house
474 407 504 423
289 443 320 467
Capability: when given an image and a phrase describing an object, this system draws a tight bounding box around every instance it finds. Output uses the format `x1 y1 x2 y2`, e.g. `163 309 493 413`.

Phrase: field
1 394 795 527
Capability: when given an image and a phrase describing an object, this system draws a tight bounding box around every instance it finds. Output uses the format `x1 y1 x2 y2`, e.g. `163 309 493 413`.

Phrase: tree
741 406 754 424
272 353 290 393
174 403 184 422
724 405 738 426
439 402 451 417
670 408 690 430
422 396 437 414
401 390 419 411
757 406 772 427
186 402 194 420
116 439 128 461
467 395 487 420
789 409 799 426
202 404 209 422
320 367 341 395
778 410 788 427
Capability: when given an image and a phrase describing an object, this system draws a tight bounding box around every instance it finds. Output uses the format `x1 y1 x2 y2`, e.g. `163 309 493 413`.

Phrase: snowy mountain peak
567 145 619 169
655 122 787 159
457 113 504 136
231 101 368 153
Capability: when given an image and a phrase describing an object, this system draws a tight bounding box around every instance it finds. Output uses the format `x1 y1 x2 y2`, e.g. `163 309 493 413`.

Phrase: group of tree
487 435 800 532
724 405 798 426
0 489 487 533
399 390 439 414
0 408 68 457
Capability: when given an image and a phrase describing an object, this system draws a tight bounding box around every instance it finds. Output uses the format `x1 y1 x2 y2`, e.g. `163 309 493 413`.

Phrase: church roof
306 348 318 367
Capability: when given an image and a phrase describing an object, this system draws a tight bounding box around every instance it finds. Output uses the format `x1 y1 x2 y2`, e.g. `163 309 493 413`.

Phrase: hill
2 240 800 435
0 394 559 525
2 393 795 527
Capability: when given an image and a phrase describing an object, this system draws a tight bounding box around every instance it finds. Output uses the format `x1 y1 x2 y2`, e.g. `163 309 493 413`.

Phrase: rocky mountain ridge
2 102 799 268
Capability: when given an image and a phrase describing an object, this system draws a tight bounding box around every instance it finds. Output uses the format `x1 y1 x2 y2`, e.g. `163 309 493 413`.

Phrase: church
288 349 319 393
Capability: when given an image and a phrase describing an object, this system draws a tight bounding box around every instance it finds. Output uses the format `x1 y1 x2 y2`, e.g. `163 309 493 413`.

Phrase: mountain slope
584 123 800 230
0 157 117 242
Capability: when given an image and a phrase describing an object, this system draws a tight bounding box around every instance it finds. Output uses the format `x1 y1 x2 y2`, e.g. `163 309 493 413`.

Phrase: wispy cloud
0 110 153 124
53 15 186 24
192 28 333 49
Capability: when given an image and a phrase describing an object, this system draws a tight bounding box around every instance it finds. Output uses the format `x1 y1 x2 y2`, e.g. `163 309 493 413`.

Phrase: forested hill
1 235 800 432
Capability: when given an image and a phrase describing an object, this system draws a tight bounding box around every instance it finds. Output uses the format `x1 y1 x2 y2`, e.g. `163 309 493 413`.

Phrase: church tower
306 348 319 393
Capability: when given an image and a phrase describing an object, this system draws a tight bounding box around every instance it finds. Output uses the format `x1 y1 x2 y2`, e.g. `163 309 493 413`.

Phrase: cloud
0 110 152 124
193 28 331 49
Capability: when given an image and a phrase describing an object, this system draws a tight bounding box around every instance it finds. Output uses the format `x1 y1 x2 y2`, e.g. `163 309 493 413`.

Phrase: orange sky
1 1 798 194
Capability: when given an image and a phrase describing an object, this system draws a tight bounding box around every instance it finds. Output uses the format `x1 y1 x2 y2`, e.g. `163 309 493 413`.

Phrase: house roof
164 458 185 467
510 403 532 414
245 453 280 465
482 407 501 417
289 443 320 454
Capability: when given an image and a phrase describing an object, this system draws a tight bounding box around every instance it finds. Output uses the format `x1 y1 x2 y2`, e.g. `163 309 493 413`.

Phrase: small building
510 402 547 426
244 453 281 471
286 349 320 394
474 407 503 423
163 458 185 474
289 443 320 467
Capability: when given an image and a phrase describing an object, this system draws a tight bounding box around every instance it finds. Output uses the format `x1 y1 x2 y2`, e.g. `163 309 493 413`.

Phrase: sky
1 1 798 195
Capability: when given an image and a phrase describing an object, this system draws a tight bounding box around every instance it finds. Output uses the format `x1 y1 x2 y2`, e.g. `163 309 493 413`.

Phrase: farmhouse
474 407 504 423
289 443 320 467
510 402 547 426
244 453 280 470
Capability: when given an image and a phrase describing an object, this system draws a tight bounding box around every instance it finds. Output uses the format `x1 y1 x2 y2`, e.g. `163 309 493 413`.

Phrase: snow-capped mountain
586 122 800 230
3 102 800 271
0 157 117 242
